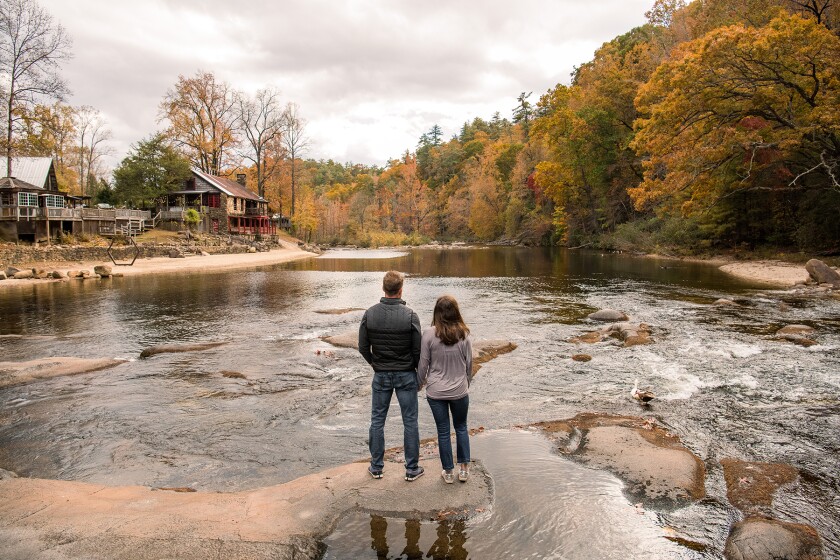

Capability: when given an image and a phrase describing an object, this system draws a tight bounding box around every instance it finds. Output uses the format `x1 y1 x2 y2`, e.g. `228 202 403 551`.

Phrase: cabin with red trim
158 169 275 237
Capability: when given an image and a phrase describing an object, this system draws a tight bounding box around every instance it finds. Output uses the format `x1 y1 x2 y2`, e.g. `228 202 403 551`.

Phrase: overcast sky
40 0 653 170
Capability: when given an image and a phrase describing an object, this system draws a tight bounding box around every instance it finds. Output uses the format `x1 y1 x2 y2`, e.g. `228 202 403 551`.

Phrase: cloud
40 0 652 168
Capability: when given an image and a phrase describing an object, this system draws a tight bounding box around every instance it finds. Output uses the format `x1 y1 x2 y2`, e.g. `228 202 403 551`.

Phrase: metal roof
0 176 44 191
192 169 265 202
0 157 55 189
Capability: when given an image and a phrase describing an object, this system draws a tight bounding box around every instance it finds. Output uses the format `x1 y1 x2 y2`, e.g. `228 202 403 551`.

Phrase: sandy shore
1 240 316 288
718 261 810 287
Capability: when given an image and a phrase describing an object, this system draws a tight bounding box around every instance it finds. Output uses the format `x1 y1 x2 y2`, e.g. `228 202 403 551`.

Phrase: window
208 193 220 208
17 192 38 206
233 198 238 211
45 195 64 208
0 192 12 206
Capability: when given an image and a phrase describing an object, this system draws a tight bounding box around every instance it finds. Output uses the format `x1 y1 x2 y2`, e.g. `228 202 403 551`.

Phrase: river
1 247 838 558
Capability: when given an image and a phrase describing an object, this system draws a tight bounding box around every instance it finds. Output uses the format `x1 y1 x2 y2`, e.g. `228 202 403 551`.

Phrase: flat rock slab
724 517 823 560
0 357 126 389
139 341 228 358
721 458 798 515
535 414 705 508
0 459 491 560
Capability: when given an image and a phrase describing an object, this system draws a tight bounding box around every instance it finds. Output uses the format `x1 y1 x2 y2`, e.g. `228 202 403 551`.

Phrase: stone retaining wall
0 242 262 267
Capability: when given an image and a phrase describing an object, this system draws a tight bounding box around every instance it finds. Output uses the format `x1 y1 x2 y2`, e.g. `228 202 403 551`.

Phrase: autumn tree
631 14 840 215
17 101 77 187
236 87 285 198
0 0 71 176
159 71 237 175
112 133 191 208
282 102 308 217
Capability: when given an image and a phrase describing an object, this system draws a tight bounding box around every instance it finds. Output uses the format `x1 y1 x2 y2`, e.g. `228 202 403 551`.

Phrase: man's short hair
383 270 404 296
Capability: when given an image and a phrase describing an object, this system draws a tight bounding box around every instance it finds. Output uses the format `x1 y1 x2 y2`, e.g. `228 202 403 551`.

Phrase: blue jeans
427 395 470 471
369 371 420 472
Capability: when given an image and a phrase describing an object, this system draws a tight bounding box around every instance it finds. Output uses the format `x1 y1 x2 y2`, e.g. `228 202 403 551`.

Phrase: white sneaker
441 469 455 484
458 469 469 482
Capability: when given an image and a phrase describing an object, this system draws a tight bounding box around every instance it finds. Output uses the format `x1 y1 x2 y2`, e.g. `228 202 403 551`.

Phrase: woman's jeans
369 371 420 472
427 395 470 471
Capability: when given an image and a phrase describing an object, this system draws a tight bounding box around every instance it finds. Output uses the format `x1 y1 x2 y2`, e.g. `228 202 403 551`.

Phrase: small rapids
1 247 838 557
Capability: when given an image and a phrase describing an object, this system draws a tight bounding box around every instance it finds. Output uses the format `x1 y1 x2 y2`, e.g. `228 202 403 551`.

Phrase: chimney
236 173 246 187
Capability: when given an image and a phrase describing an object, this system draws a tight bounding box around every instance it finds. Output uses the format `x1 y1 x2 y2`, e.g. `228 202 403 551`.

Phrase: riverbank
0 240 316 288
718 260 811 287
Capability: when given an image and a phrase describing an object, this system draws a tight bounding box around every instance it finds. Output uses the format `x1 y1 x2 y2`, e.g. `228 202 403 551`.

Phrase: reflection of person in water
369 514 468 560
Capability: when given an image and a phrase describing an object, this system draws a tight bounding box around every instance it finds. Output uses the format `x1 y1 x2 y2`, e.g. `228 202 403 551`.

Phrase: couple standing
359 270 472 484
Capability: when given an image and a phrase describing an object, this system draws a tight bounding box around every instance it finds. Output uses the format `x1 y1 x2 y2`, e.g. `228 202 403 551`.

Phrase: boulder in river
714 298 740 306
0 271 6 280
51 270 66 279
94 265 113 277
5 267 19 277
774 325 817 347
571 354 592 362
587 309 628 322
805 259 840 287
724 517 823 560
536 414 705 507
12 270 33 279
776 325 815 337
139 341 228 359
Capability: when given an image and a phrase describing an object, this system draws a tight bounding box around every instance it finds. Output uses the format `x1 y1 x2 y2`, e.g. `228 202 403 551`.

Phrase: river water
1 247 838 558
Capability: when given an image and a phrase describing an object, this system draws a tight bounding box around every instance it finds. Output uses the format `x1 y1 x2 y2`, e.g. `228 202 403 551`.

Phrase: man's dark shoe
368 466 383 479
404 466 425 481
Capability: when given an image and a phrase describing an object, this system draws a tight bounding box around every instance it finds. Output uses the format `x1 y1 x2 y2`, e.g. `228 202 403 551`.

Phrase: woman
417 295 473 484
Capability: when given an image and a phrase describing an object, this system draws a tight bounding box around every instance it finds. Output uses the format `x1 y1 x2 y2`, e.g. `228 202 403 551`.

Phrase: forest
293 0 840 253
4 0 839 253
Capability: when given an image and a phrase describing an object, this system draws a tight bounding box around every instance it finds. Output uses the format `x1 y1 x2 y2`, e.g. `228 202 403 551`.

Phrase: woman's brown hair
432 295 470 345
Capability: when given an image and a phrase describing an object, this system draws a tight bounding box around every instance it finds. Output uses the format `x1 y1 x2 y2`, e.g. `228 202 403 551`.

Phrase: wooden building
158 169 275 237
0 157 150 242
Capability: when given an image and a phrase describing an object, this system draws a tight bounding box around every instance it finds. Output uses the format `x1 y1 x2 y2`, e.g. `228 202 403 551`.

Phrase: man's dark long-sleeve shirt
358 297 422 372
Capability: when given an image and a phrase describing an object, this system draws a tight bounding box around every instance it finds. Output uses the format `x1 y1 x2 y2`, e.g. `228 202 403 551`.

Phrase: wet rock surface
0 357 126 389
139 341 228 358
314 308 365 315
535 414 705 508
569 323 655 347
0 459 492 560
721 459 799 516
587 308 628 322
724 518 824 560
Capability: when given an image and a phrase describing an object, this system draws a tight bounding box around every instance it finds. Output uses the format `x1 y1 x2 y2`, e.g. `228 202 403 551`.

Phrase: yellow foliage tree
631 14 840 214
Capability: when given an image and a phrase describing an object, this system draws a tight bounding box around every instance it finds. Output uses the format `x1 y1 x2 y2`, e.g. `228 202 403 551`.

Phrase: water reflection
367 515 467 560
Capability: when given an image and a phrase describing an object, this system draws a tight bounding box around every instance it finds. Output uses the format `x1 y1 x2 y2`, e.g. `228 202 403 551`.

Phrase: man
359 270 424 481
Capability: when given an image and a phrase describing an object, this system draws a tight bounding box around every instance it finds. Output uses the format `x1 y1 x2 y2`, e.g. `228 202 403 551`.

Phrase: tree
631 14 840 214
112 133 191 208
512 92 533 136
428 124 443 146
0 0 71 176
159 71 237 175
281 102 309 217
76 105 112 196
236 86 285 198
